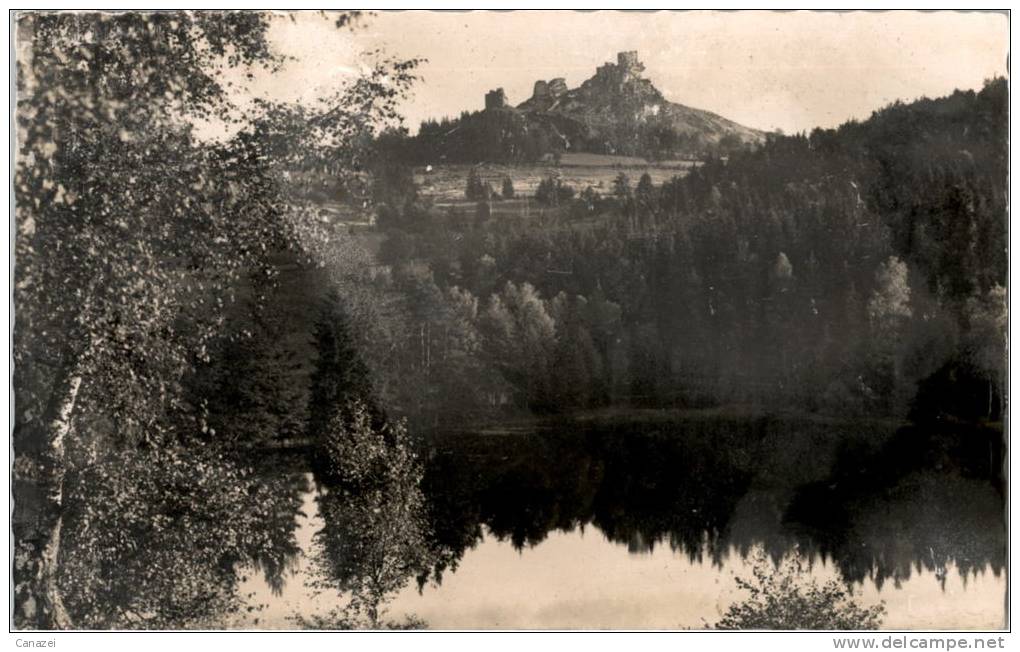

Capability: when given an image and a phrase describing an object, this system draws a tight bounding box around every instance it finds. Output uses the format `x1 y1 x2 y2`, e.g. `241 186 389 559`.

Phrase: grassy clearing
302 158 697 224
557 152 696 167
414 160 694 203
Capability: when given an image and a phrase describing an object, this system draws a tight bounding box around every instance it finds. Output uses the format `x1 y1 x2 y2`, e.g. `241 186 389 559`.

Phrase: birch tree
13 10 417 628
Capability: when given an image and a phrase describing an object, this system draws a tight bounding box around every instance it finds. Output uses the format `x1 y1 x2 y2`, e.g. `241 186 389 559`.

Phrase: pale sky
224 10 1008 135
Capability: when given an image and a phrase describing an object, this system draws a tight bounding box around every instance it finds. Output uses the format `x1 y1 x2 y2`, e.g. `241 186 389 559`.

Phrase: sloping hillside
408 51 766 163
515 51 764 155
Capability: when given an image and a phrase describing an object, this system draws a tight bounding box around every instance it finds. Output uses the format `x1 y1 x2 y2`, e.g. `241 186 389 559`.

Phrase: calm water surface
230 419 1006 629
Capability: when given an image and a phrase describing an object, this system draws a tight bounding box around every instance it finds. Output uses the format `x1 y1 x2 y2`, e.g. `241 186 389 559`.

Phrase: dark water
230 415 1006 629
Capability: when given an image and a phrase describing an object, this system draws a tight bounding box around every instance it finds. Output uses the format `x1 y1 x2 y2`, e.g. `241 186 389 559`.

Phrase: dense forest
352 79 1007 430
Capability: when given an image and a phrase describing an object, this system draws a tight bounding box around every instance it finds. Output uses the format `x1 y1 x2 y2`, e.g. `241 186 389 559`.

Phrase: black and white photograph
9 7 1011 636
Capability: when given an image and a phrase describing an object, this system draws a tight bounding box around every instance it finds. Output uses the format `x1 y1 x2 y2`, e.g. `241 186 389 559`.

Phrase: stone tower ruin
592 51 647 88
485 88 507 110
617 51 645 81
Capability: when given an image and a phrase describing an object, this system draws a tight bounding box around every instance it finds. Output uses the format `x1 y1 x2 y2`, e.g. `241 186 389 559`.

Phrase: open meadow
414 153 697 206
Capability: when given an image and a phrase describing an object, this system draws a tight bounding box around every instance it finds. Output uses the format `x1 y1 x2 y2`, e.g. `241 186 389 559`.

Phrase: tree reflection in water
420 417 1005 593
62 414 1000 629
297 402 432 629
276 415 1003 629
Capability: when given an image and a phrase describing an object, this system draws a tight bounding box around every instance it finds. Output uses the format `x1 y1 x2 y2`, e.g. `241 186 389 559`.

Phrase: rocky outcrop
525 78 569 111
461 51 766 160
515 51 766 156
548 78 568 96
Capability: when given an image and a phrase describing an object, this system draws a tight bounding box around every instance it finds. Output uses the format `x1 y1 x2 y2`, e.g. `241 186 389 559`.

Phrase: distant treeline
373 108 748 165
342 79 1006 428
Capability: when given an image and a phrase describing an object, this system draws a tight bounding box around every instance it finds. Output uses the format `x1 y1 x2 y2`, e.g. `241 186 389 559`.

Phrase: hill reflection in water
422 417 1004 590
236 415 1004 629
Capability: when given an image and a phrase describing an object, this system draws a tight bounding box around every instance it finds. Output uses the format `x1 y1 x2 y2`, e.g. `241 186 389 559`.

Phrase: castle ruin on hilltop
484 52 649 110
595 51 646 85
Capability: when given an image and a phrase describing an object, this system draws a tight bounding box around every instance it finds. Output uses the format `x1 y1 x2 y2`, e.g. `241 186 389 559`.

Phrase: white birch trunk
39 373 82 629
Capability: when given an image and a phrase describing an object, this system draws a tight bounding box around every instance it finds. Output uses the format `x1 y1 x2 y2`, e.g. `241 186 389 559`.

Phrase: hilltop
512 51 765 155
403 52 767 163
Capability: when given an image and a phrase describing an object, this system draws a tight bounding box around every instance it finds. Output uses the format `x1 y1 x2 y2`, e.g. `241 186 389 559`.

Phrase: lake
228 416 1006 630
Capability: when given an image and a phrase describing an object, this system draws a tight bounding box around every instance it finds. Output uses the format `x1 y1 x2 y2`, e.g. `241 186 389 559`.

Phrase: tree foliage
366 79 1006 422
535 176 575 206
13 9 420 629
302 400 432 629
714 549 885 630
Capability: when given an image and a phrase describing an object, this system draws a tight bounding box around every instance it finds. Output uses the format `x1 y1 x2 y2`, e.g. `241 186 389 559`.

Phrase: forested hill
392 51 766 163
358 78 1007 428
696 77 1007 305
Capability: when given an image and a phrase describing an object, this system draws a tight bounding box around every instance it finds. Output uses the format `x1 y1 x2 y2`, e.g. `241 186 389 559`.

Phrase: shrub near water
713 549 885 630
